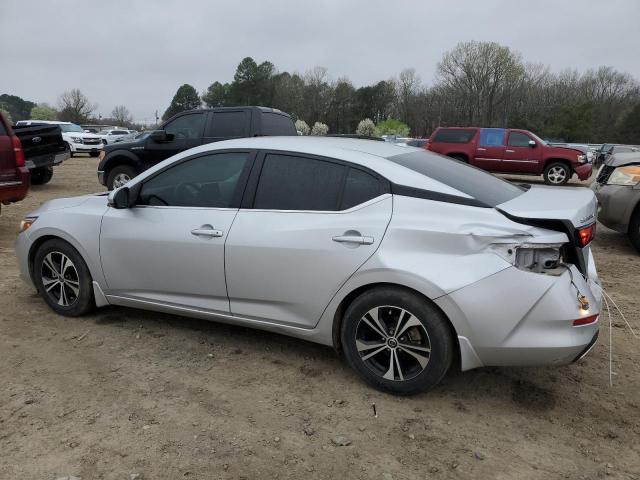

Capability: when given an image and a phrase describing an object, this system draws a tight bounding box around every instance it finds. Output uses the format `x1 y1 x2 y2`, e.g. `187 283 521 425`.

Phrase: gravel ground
1 157 639 480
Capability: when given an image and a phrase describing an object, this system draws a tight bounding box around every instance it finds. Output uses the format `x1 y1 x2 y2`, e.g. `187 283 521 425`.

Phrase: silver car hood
497 185 597 228
29 194 96 214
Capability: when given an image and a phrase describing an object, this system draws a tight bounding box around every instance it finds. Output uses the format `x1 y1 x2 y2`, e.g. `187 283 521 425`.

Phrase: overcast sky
1 0 639 123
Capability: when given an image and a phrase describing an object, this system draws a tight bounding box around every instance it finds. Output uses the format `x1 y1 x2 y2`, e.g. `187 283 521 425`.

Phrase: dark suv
98 106 297 189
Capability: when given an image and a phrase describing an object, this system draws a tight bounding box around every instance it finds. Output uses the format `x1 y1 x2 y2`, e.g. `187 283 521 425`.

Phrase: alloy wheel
41 251 80 307
547 166 567 184
355 306 431 381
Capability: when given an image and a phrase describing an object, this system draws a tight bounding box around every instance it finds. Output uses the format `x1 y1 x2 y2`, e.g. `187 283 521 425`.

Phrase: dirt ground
1 157 639 480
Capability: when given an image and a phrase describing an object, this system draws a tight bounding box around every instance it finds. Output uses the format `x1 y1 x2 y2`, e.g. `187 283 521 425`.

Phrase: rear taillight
11 135 25 167
576 223 596 247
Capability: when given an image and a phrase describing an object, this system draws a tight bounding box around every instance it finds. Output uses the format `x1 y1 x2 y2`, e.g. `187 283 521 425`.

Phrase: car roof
136 136 472 197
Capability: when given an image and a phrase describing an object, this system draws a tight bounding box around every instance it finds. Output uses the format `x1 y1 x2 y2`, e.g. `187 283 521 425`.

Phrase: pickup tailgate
12 124 67 168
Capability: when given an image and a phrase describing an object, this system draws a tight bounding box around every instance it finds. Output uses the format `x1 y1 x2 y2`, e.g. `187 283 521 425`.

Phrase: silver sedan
15 137 602 394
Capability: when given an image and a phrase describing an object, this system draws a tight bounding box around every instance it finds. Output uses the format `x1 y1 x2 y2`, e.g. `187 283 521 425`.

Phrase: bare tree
57 89 96 123
111 105 132 126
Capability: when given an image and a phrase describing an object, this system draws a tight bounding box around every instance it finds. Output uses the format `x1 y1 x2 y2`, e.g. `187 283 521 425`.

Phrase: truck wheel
629 209 640 253
30 166 53 185
543 162 570 185
448 154 468 163
107 165 136 190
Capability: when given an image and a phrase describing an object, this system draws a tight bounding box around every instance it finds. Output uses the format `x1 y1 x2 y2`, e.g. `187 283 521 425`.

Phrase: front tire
107 164 136 190
340 287 454 395
33 239 95 316
543 162 571 185
30 166 53 185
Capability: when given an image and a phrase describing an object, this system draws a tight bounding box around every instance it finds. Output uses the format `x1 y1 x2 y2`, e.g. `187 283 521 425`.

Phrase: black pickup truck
12 123 69 184
98 106 297 189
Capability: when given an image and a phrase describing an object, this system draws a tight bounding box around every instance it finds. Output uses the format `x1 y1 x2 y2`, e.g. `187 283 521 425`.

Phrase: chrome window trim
238 193 391 214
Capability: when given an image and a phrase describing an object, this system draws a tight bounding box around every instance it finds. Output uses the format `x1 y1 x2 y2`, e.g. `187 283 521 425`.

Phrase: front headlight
607 165 640 186
19 216 38 233
72 137 83 144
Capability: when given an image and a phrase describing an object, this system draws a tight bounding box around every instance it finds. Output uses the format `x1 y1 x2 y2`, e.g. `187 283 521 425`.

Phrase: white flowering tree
295 119 310 135
310 122 329 136
356 118 376 137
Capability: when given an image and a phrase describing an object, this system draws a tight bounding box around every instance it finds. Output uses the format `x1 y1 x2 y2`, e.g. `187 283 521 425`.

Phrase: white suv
15 120 103 157
96 129 132 145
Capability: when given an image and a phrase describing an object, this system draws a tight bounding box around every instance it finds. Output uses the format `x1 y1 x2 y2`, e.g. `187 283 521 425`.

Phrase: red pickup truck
0 112 30 213
427 127 592 185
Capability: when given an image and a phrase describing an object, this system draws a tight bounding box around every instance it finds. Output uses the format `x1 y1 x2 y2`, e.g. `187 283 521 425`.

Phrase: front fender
23 197 109 288
100 149 143 173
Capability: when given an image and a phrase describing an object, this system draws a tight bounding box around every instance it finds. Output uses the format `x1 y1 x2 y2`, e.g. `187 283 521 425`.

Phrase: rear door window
479 128 505 147
254 154 345 211
433 128 476 143
208 111 249 138
341 168 382 209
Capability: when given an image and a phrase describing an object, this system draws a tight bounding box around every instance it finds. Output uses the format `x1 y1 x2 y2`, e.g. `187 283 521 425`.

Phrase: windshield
387 150 525 207
60 123 84 133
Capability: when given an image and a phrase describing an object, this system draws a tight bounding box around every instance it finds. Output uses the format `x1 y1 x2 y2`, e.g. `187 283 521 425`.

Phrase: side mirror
149 129 174 142
108 187 130 209
528 140 536 148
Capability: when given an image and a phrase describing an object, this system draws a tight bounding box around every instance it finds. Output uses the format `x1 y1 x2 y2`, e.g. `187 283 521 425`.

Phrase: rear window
261 112 297 136
387 150 525 207
433 128 476 144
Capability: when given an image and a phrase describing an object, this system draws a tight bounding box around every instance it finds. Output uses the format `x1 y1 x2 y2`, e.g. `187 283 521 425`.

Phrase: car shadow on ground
90 304 563 412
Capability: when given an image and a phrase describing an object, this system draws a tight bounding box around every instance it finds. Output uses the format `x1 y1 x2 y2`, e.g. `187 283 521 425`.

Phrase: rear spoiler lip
496 208 590 275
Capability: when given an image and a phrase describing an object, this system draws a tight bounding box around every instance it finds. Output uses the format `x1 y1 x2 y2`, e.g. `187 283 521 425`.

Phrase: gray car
15 137 602 394
592 152 640 251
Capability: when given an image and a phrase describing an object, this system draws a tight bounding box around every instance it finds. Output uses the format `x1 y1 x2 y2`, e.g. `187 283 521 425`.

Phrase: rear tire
629 209 640 253
33 239 95 316
30 166 53 185
543 162 571 185
107 164 136 190
340 287 454 395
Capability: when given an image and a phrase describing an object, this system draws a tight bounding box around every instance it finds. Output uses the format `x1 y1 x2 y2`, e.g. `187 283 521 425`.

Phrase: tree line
2 41 639 143
0 90 137 129
163 41 640 143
